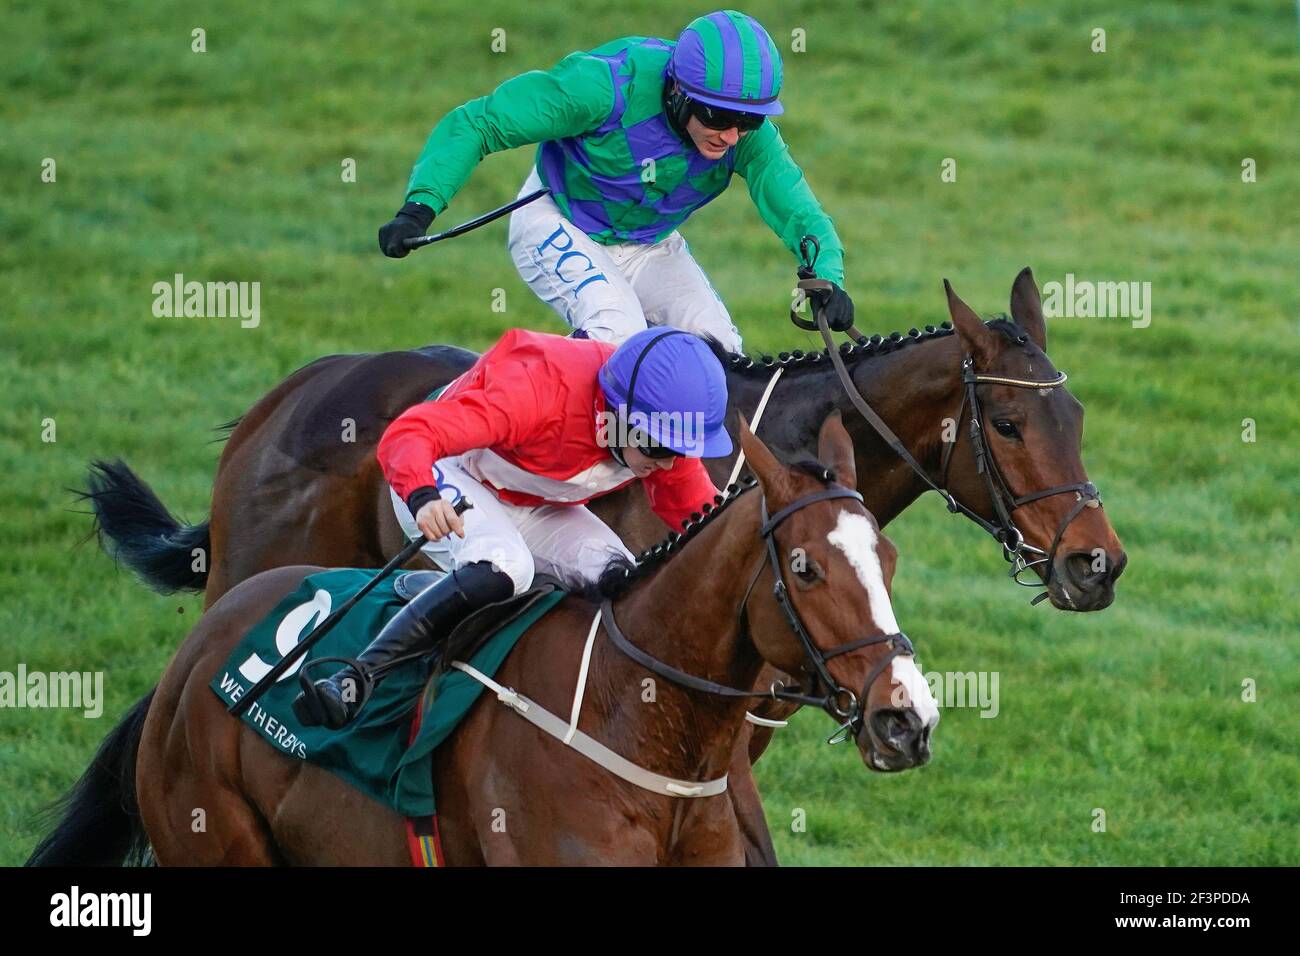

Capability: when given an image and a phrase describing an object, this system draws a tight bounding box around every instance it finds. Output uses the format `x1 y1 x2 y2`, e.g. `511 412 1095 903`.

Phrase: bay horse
32 418 939 865
88 269 1125 614
75 269 1126 864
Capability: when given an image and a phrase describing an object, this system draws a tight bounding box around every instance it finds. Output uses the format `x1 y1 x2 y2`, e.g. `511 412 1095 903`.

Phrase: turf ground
1 0 1297 865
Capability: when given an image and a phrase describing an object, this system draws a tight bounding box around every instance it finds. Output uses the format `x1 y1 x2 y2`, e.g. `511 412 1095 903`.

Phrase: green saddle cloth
209 568 564 818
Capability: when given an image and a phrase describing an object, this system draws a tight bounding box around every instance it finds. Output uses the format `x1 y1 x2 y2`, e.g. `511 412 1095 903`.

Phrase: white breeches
507 168 742 351
389 456 635 596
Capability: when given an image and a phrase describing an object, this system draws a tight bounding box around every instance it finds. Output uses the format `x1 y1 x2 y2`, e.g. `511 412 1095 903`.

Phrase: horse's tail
26 690 155 866
80 459 210 593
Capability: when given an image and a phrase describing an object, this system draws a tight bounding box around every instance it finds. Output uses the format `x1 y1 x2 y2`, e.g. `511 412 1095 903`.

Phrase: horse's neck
729 335 963 527
595 494 768 782
845 338 964 524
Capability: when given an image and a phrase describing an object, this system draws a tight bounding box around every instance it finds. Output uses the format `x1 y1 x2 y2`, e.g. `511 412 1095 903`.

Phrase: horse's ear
1010 267 1047 352
944 279 999 367
816 410 856 488
738 414 791 501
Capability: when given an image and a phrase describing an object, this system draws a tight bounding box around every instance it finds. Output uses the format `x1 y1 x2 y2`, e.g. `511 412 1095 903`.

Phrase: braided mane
588 460 838 601
714 319 956 380
710 312 1041 380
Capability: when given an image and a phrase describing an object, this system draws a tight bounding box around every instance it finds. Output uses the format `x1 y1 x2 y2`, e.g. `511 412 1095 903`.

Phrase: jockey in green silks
377 9 855 351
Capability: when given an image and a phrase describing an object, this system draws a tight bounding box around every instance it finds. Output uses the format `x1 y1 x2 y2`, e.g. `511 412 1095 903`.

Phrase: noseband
601 484 915 745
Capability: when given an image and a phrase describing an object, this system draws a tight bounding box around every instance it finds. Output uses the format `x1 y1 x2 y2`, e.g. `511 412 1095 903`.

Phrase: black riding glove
811 281 855 333
378 202 435 258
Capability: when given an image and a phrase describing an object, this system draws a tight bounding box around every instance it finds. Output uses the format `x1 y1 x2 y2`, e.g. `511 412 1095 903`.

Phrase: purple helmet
599 328 732 458
669 10 784 116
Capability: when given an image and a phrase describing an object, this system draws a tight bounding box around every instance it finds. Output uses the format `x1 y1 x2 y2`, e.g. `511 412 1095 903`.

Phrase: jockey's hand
378 202 435 258
415 498 466 542
811 281 855 333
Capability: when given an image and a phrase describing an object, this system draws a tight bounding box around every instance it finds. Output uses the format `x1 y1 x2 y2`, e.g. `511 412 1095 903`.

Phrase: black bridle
601 484 915 745
789 249 1102 605
938 356 1101 602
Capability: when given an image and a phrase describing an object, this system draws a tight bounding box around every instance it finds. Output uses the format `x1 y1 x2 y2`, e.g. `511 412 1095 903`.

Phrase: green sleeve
733 121 846 287
404 52 616 215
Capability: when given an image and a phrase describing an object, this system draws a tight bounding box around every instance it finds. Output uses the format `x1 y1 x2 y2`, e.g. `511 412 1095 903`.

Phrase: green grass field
2 0 1297 866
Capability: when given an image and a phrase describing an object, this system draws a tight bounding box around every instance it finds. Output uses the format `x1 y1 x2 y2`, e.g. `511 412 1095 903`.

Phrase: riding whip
228 497 472 717
402 188 551 250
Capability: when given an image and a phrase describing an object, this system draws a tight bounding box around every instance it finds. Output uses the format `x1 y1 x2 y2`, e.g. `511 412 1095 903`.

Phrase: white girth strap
450 611 729 799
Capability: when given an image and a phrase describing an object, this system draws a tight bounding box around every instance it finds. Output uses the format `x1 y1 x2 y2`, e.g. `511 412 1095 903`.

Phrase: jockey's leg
513 501 636 587
622 231 743 353
293 459 524 729
386 458 536 595
508 169 648 344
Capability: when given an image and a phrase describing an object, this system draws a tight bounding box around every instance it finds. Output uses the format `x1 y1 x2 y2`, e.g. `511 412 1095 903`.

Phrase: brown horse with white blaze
30 417 937 865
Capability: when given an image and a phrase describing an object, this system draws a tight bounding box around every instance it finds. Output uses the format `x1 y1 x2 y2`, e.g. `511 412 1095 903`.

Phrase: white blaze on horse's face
826 512 941 729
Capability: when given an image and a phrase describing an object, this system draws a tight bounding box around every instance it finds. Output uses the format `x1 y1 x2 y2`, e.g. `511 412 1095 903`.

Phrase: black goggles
689 99 766 132
626 427 680 460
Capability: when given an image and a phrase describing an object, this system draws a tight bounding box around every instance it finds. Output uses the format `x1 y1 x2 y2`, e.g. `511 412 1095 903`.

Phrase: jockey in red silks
294 327 731 729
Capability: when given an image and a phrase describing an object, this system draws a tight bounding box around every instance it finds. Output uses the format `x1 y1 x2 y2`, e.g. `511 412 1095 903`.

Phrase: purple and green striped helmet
670 10 784 116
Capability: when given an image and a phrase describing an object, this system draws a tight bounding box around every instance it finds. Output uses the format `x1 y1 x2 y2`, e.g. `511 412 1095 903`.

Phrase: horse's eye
993 419 1020 439
791 555 821 583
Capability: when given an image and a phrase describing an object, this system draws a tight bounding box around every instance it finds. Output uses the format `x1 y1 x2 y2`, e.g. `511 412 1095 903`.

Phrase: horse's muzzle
1048 549 1128 611
859 707 932 772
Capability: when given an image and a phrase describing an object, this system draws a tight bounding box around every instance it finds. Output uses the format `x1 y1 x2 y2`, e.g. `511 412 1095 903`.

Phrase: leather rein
601 484 915 746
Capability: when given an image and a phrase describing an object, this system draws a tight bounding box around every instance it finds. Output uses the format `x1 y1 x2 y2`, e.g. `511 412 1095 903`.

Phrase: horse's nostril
872 708 917 748
1064 550 1125 589
1065 552 1096 584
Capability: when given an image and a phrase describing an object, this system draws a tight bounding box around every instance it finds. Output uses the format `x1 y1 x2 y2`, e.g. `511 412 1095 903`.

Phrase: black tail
79 459 210 593
26 690 155 866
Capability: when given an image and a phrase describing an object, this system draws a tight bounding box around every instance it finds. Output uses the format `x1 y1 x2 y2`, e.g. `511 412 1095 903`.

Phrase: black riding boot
292 561 514 730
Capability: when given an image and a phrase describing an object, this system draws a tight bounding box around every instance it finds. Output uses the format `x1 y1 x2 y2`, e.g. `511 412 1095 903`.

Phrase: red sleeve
642 457 722 532
377 357 547 502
